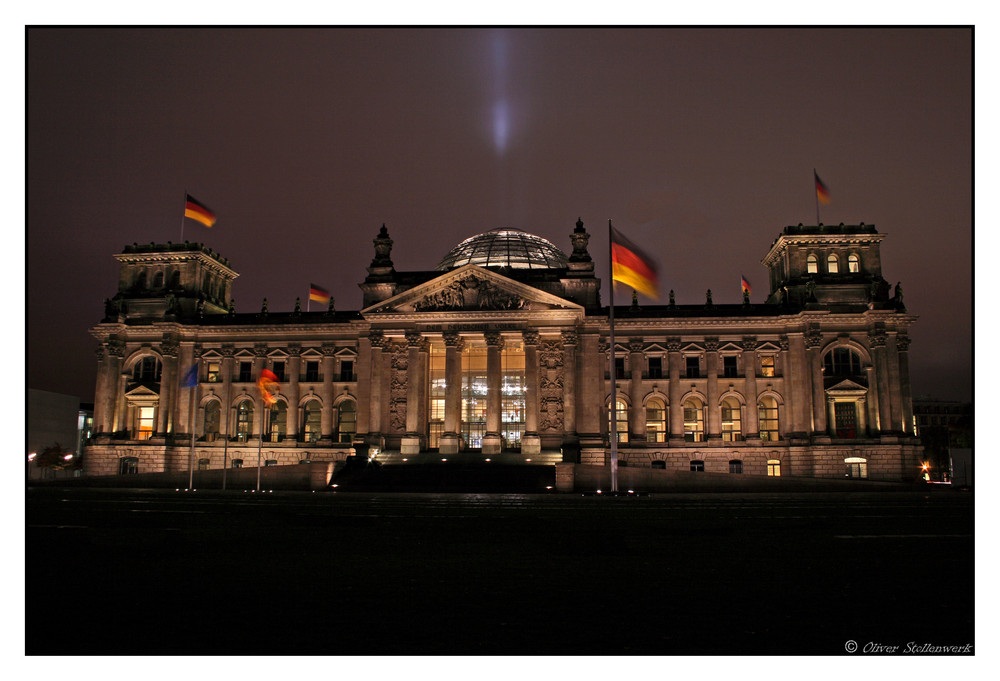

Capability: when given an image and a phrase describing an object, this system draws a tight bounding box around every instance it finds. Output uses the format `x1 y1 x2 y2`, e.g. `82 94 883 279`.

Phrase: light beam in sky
491 31 510 155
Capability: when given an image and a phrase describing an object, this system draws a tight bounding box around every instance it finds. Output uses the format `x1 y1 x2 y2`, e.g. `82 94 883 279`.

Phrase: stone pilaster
805 329 827 437
284 344 300 439
368 330 386 441
319 343 337 441
742 337 759 439
402 332 425 455
869 329 892 435
896 333 914 436
220 345 235 439
705 337 721 441
158 336 179 436
561 329 578 439
787 333 810 437
628 338 645 442
667 337 683 441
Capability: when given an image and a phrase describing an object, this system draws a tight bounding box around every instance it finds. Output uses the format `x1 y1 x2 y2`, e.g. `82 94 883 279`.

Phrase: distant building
912 398 972 481
27 389 86 478
84 220 922 481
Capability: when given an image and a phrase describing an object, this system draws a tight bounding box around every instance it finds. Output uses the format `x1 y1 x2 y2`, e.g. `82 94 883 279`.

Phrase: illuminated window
729 459 743 474
336 400 357 443
501 342 526 450
135 406 155 440
758 397 779 441
118 456 138 475
207 361 221 383
302 399 321 443
845 457 868 479
461 343 487 449
807 253 818 274
609 398 629 444
690 460 705 472
231 459 243 469
203 401 220 441
645 397 667 443
683 398 705 442
848 253 860 273
427 344 446 449
198 458 210 471
767 459 781 477
721 397 743 442
760 355 775 377
827 254 839 273
236 400 253 442
270 401 287 442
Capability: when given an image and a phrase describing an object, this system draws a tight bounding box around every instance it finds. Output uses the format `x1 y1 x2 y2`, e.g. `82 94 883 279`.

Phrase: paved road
27 487 974 655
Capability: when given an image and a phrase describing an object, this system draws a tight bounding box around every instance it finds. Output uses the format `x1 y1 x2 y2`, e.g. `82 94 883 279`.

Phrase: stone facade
85 222 921 482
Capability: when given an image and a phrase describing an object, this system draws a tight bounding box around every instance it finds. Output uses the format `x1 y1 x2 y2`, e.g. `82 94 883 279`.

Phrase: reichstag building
84 219 921 481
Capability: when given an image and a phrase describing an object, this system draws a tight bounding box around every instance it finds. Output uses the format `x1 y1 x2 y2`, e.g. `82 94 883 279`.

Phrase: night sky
26 27 973 404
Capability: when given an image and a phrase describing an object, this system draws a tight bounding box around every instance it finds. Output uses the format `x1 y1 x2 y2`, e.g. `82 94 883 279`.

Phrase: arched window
845 457 868 479
683 398 705 442
806 253 818 274
170 270 181 289
823 347 863 377
848 253 860 273
827 254 839 273
132 356 162 383
645 397 667 443
608 398 628 444
302 399 322 443
336 400 357 443
203 401 220 441
153 271 164 288
721 397 743 442
758 397 779 441
767 459 781 477
236 401 253 442
270 401 287 442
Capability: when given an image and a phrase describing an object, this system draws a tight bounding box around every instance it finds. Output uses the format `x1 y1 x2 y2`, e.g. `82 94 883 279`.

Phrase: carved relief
741 336 759 352
704 337 720 352
665 337 682 352
161 335 179 358
895 333 911 351
868 329 887 349
388 343 408 433
107 338 126 358
628 338 645 354
484 331 505 350
522 329 540 346
411 273 527 311
538 339 565 431
369 329 386 349
561 329 578 346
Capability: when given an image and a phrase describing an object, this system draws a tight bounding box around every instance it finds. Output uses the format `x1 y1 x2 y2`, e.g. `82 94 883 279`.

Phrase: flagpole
813 169 820 225
607 219 618 493
256 401 265 493
188 381 197 490
222 379 231 490
181 190 187 242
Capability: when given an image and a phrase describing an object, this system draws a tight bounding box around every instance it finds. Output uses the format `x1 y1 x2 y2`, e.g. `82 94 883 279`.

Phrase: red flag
741 275 752 296
814 171 831 206
257 369 279 405
309 284 331 304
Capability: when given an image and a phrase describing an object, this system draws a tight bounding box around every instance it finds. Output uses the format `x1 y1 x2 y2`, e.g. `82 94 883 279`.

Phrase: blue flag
181 363 198 388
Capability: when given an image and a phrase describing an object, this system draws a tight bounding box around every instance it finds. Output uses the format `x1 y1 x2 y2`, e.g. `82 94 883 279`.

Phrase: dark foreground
26 487 973 656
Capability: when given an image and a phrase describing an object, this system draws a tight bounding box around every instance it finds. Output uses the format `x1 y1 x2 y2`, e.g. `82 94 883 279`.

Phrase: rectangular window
614 356 626 378
834 401 858 438
305 361 320 382
339 360 354 382
238 361 252 382
648 357 663 379
729 460 743 474
685 356 700 379
198 458 210 471
136 406 155 440
690 460 705 472
271 361 285 381
723 356 738 378
760 355 775 377
767 460 781 477
427 345 446 450
207 361 221 383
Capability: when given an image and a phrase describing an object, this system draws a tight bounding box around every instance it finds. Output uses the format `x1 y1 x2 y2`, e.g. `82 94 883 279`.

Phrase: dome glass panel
435 228 569 271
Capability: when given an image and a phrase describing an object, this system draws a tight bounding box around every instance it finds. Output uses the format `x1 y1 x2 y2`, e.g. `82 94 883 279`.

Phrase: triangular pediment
827 378 867 392
361 264 583 315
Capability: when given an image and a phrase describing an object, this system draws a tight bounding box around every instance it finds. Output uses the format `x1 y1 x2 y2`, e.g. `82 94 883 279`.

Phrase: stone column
887 333 904 433
368 330 386 444
521 330 541 455
805 330 827 437
251 344 268 441
158 336 179 437
92 346 109 434
355 336 372 441
114 372 128 434
865 365 879 437
284 344 300 440
482 331 504 455
320 343 336 441
402 331 425 455
742 337 759 439
628 338 645 442
870 329 893 435
667 338 683 440
177 343 197 438
220 345 235 440
705 338 721 441
440 332 464 454
561 329 578 439
896 333 914 436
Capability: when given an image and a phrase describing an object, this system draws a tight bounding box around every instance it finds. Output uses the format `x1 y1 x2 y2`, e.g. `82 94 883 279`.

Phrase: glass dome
435 228 569 271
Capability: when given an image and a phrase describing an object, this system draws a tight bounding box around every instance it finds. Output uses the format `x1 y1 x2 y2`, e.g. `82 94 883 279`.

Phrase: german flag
741 275 752 296
257 369 279 405
611 225 659 300
814 171 831 206
184 194 217 227
309 284 331 304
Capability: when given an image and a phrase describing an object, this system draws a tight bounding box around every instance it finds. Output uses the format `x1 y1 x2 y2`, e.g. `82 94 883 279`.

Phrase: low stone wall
40 461 343 491
557 462 921 493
